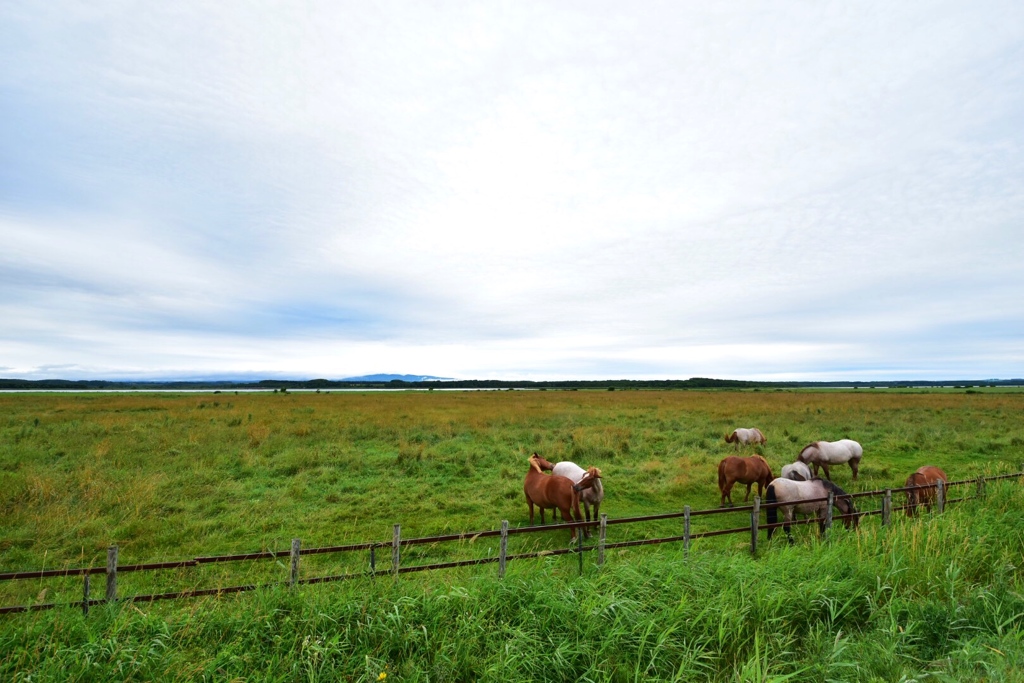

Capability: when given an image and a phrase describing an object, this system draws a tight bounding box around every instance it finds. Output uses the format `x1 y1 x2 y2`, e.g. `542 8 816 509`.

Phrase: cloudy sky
2 2 1023 381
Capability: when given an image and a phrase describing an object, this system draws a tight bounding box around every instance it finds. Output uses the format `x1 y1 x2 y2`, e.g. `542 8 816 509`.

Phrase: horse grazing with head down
717 455 774 506
904 465 948 516
523 453 597 541
797 439 863 480
725 428 766 447
765 477 857 543
780 461 813 482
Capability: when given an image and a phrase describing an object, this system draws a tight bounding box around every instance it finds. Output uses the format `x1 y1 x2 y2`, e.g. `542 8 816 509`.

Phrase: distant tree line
1 377 1022 391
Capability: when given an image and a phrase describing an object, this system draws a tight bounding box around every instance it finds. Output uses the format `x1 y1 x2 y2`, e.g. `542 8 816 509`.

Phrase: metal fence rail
1 470 1020 616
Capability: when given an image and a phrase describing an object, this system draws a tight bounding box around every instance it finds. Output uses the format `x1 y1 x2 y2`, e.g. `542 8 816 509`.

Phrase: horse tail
765 482 778 539
718 459 726 490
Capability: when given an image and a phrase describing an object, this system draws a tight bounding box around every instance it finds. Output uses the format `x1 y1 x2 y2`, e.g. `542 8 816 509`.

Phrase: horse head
529 453 555 472
822 480 858 529
904 472 923 514
574 469 601 492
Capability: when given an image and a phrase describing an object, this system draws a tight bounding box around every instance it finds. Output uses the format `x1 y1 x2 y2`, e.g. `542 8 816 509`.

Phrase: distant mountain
340 374 455 382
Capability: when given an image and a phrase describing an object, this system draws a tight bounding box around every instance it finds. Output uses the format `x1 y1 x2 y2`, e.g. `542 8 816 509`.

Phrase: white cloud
1 1 1023 379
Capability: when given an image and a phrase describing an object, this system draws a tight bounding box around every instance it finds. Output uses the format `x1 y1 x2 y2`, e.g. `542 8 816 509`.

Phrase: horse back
914 465 946 482
524 471 575 509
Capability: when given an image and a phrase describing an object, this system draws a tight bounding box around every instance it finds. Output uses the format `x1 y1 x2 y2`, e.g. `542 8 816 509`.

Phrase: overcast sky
2 2 1023 381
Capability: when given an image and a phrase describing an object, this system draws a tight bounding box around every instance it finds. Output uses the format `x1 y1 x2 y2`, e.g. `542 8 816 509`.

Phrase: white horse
551 461 604 535
780 461 813 482
725 428 766 447
797 439 863 480
765 477 857 543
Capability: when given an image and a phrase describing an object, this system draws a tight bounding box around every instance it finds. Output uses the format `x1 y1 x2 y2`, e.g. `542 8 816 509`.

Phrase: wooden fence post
106 545 118 603
750 497 760 556
683 505 691 560
976 476 985 498
82 574 90 616
499 520 508 579
597 514 607 567
936 480 944 514
882 489 892 526
290 538 301 587
370 544 376 576
824 491 834 536
392 524 401 578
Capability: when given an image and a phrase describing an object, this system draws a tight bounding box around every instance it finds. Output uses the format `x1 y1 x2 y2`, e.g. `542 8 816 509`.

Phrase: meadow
1 388 1024 681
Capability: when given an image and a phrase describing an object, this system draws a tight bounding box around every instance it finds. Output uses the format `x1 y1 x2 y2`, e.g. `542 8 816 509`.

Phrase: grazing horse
780 461 813 482
523 454 595 541
904 466 948 515
551 461 604 536
797 439 863 480
765 477 857 543
717 455 774 506
725 428 767 447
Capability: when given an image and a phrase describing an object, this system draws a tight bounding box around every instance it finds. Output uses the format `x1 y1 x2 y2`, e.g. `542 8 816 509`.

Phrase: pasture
2 388 1024 680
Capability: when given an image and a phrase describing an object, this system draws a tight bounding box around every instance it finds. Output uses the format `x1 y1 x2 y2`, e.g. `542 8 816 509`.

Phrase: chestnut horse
523 454 596 541
725 427 767 447
904 465 948 515
717 455 774 506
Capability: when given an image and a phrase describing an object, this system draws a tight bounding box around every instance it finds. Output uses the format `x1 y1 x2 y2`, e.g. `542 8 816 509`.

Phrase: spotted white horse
725 428 767 447
797 439 863 480
780 461 813 481
550 461 604 537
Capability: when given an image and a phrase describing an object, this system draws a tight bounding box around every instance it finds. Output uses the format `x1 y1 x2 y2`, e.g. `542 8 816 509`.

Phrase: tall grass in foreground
3 483 1023 682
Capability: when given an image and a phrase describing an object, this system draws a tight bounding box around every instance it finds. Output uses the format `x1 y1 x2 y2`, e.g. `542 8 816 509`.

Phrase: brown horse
717 455 774 506
904 465 948 515
523 453 596 540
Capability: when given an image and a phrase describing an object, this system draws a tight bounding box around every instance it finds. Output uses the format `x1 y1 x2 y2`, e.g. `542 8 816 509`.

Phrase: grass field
2 389 1023 681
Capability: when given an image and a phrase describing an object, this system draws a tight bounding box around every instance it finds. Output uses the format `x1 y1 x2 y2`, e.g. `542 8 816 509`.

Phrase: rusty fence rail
2 470 1021 616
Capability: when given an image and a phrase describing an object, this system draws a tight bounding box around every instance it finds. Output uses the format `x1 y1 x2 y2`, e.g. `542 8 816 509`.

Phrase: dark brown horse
523 453 596 540
717 455 774 506
905 465 948 515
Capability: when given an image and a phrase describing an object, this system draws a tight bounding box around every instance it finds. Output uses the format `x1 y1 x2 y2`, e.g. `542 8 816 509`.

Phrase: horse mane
752 455 769 466
818 478 848 496
797 443 818 460
528 454 543 474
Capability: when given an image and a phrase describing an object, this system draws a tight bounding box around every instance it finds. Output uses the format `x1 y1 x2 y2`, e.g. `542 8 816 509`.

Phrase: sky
2 2 1023 382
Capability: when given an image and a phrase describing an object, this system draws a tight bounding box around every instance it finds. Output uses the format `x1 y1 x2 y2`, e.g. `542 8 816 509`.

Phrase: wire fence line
2 471 1021 616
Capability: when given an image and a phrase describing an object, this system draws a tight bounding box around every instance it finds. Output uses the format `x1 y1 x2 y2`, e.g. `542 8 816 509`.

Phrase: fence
2 471 1021 616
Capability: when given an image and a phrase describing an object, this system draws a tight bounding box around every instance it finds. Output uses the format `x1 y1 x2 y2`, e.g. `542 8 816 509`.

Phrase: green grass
2 482 1023 681
1 389 1023 680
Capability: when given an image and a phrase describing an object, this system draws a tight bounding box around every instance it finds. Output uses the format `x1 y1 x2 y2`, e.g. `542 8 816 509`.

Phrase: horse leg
850 460 859 480
744 483 752 502
811 462 820 477
821 464 831 480
560 506 576 542
583 501 593 538
722 480 735 506
527 498 535 526
784 508 794 545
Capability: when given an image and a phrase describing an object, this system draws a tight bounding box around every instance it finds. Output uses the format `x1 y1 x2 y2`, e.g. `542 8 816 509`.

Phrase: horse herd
522 427 949 544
